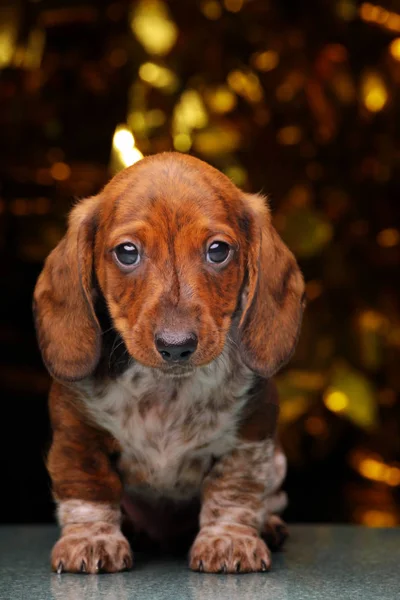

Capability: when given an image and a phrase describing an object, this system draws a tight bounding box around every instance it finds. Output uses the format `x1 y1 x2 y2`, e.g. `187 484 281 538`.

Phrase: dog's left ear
238 193 306 379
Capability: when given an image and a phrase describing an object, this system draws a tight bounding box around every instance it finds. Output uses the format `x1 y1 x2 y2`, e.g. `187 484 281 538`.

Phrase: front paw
51 523 133 574
189 527 271 574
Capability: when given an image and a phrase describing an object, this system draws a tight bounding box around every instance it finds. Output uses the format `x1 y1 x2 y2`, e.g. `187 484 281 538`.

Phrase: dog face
34 153 305 381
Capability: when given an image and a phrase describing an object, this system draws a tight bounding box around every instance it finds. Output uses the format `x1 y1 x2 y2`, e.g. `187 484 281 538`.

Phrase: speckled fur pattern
33 153 305 574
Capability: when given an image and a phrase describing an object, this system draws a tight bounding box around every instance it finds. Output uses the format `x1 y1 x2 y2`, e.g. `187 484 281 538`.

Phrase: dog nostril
155 332 198 362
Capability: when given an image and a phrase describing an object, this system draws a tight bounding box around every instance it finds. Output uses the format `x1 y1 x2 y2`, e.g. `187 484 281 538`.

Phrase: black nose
155 332 198 362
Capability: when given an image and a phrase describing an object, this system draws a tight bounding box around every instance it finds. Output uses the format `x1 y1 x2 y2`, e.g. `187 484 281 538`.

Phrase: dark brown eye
207 241 231 264
114 242 140 268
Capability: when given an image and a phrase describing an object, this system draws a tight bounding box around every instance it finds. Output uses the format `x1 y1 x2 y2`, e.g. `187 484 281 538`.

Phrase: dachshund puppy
33 152 305 574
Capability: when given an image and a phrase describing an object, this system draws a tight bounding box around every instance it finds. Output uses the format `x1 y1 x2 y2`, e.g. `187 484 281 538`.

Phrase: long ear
238 193 305 378
33 196 101 381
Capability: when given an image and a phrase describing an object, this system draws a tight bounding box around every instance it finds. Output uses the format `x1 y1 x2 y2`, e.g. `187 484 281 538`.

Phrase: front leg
48 383 133 574
190 439 274 574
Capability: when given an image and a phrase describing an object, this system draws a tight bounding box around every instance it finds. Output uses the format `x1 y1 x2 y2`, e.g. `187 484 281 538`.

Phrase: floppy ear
33 196 101 381
238 193 305 379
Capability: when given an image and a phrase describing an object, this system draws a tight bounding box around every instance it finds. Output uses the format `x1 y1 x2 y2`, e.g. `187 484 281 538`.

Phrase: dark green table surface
0 525 399 599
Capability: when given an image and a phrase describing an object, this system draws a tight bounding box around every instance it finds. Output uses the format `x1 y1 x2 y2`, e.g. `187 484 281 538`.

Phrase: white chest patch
79 353 255 501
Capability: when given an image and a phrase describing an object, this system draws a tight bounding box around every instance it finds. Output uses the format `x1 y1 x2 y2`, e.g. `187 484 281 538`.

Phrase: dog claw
123 557 130 570
260 560 269 572
198 560 204 572
81 560 87 573
219 564 227 573
96 559 102 572
235 561 241 573
57 561 63 574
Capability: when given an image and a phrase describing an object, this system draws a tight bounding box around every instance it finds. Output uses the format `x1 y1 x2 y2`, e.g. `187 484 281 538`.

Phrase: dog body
34 153 304 574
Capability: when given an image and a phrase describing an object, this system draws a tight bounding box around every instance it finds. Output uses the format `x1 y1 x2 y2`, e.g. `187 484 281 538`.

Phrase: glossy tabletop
0 525 399 600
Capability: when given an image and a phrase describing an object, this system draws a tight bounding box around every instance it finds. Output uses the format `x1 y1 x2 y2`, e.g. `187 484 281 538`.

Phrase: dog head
33 153 305 381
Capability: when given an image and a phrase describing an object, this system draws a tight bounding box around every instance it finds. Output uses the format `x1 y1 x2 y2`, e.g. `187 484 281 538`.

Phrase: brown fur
33 152 305 574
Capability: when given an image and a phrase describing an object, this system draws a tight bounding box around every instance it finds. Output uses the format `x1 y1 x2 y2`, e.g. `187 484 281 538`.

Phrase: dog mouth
159 365 196 379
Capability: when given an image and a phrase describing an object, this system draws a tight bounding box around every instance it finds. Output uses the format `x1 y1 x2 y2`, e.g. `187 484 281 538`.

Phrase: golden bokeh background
0 0 399 527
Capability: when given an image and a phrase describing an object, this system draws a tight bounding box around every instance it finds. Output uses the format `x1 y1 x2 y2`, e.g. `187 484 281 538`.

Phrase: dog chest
82 364 250 499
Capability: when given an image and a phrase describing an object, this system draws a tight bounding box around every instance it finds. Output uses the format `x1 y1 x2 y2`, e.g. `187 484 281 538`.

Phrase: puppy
33 152 305 574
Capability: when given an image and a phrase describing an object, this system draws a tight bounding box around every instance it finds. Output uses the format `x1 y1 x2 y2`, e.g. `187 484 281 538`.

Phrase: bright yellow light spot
362 72 388 112
205 85 237 113
277 125 302 145
377 228 400 247
50 162 71 181
227 70 263 103
324 389 349 413
131 0 177 56
139 62 178 91
119 147 143 167
224 0 243 13
112 125 143 169
361 510 397 527
173 133 192 152
252 50 279 72
390 38 400 60
173 90 208 132
113 127 135 153
200 0 222 20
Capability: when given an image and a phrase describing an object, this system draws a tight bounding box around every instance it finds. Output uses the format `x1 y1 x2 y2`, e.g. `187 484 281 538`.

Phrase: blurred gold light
227 69 263 103
200 0 222 20
358 309 387 332
119 147 144 167
113 128 135 153
194 126 240 155
389 38 400 60
324 389 349 413
139 62 178 91
306 280 323 301
360 3 400 32
131 0 177 56
205 86 237 113
362 72 388 112
112 125 143 168
224 0 243 13
252 50 279 72
173 133 192 152
174 90 208 131
277 125 302 145
377 228 400 247
337 0 357 21
352 452 400 487
361 510 397 527
50 162 71 181
224 165 247 186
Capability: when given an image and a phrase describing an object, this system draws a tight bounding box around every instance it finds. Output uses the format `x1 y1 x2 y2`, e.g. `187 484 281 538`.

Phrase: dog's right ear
33 196 101 381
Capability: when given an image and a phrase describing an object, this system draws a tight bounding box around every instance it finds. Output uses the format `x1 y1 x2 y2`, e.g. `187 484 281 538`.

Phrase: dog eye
113 243 140 268
207 241 231 264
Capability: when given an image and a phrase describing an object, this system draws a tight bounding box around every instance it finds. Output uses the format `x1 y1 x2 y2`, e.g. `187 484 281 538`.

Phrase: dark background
1 0 399 527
